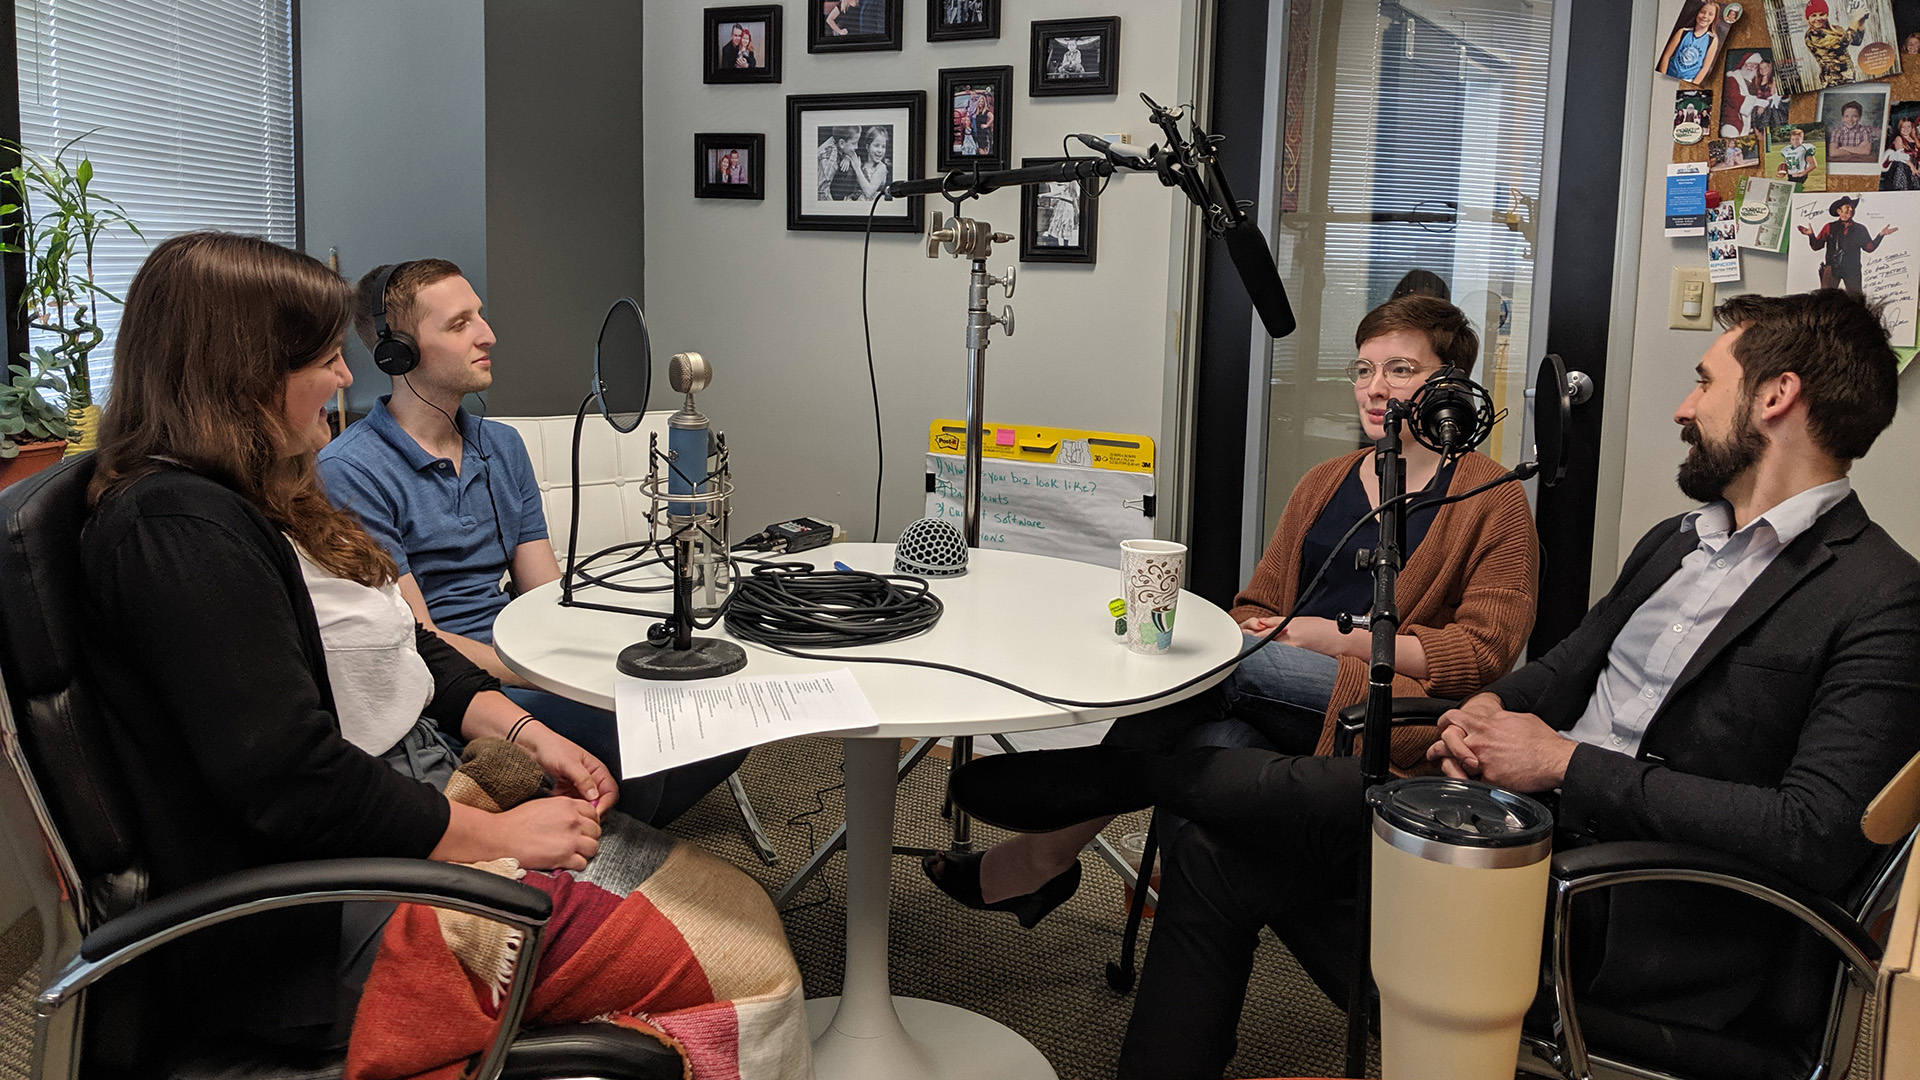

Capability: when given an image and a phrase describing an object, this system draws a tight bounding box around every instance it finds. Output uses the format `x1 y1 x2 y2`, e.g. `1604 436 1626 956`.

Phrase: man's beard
1676 410 1766 503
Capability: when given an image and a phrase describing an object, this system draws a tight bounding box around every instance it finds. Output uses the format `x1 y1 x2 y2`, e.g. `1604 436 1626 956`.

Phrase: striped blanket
345 742 812 1079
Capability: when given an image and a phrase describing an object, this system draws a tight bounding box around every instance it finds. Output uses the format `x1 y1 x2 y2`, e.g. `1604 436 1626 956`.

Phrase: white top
493 543 1243 739
291 544 435 755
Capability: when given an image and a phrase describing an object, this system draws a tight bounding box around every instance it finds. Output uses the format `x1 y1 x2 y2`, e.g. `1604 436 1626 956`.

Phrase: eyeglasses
1344 357 1429 388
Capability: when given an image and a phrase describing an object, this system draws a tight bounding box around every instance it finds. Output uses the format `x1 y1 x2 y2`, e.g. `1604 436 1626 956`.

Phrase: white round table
494 544 1243 1080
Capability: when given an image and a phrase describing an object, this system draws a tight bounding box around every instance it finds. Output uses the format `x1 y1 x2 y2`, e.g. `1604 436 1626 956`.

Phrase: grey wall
483 2 645 416
641 2 1197 542
299 0 487 413
1597 0 1920 592
300 0 644 416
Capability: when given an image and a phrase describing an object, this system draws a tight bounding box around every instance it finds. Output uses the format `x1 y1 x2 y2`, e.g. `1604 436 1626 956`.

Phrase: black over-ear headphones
370 262 420 377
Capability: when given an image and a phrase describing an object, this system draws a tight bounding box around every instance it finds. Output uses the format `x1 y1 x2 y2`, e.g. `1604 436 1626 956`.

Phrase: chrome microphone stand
921 211 1015 850
924 211 1016 548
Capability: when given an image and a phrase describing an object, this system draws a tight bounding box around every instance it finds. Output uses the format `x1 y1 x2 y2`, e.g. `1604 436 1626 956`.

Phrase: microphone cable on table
724 562 945 648
721 464 1530 710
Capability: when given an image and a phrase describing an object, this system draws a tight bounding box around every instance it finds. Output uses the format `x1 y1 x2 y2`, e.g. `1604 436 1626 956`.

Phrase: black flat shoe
921 849 1082 929
948 745 1155 832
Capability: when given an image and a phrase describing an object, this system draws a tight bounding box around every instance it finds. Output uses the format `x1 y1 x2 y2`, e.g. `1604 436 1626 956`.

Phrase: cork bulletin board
1672 11 1920 201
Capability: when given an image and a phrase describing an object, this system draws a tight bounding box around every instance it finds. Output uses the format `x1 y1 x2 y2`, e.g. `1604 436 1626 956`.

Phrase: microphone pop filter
1222 223 1297 339
1533 353 1572 487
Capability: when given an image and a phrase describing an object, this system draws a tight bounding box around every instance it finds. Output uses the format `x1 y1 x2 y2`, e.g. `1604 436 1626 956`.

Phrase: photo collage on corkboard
1670 1 1920 201
1662 0 1920 366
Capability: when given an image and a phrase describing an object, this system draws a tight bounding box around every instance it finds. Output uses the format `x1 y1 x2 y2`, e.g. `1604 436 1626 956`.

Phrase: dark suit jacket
1488 491 1920 1027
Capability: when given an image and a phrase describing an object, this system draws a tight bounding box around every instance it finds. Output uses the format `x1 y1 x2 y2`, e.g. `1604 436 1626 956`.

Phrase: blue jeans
1149 639 1339 843
1216 637 1341 754
501 687 748 827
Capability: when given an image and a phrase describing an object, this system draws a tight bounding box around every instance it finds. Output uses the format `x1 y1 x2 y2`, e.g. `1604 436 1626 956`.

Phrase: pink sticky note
995 428 1015 446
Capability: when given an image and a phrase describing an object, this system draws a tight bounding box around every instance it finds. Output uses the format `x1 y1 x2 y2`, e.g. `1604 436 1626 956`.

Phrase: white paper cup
1120 539 1186 654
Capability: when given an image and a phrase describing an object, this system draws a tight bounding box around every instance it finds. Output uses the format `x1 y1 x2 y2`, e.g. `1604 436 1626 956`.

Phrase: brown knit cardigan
1229 449 1538 773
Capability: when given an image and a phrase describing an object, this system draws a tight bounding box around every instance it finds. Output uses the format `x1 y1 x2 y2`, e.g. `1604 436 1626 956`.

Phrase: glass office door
1261 0 1558 539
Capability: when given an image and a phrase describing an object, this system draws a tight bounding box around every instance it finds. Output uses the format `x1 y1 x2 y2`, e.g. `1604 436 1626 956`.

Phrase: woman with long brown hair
81 232 806 1070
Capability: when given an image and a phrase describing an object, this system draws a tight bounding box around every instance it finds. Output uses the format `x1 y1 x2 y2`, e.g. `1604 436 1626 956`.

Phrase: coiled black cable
725 562 945 648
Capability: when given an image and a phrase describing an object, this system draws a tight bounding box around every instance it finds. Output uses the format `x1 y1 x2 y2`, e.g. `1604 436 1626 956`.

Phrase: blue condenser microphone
666 351 713 519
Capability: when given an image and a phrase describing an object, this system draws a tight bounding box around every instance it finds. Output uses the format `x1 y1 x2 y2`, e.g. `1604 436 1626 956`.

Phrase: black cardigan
80 468 501 1041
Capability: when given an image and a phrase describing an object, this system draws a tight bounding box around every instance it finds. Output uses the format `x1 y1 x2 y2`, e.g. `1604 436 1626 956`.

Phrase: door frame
1189 0 1634 652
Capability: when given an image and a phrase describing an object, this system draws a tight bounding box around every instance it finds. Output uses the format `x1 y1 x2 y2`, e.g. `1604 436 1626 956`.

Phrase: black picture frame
703 6 782 84
695 132 766 199
1019 157 1098 263
787 91 926 232
1030 16 1121 97
936 66 1013 171
927 0 999 41
809 0 904 53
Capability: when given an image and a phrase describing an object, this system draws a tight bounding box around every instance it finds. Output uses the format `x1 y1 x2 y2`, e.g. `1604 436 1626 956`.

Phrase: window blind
15 0 296 399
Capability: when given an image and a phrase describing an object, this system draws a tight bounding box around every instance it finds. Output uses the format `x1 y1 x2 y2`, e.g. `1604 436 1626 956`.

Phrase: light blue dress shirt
1564 478 1854 757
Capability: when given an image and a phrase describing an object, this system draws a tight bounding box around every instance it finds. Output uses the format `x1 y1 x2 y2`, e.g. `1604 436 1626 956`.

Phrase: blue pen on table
833 561 853 572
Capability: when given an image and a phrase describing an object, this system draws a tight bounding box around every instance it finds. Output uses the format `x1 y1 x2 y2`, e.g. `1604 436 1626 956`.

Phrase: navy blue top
317 397 547 643
1296 454 1456 620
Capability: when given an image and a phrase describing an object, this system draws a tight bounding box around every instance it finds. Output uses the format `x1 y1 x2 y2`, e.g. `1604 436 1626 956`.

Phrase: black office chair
0 455 682 1080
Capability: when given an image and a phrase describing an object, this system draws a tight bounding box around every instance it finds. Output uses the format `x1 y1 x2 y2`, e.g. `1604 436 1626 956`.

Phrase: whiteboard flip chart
614 668 881 777
925 453 1155 569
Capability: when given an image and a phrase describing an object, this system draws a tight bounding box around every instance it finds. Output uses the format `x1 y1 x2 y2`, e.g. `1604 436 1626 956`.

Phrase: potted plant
0 134 140 455
0 347 70 488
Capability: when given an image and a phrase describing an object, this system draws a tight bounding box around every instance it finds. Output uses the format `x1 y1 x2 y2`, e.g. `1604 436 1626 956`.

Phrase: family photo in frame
810 0 904 53
937 66 1012 171
703 6 781 84
927 0 999 42
1020 157 1098 263
787 90 926 231
695 132 765 199
1030 16 1121 96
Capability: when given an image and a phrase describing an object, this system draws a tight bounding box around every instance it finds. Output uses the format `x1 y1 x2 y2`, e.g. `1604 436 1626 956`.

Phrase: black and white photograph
787 90 926 230
928 0 999 42
1019 157 1099 263
937 66 1012 170
703 6 781 84
810 0 904 53
695 132 765 199
1030 16 1121 96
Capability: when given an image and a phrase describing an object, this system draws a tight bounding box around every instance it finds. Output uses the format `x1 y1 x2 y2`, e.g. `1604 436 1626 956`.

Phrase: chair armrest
1334 698 1458 756
1544 839 1881 1080
78 857 550 963
43 858 555 1080
1549 840 1879 968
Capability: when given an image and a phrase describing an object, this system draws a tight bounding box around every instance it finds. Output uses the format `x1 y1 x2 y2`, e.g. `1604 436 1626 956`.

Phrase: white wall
1600 0 1920 591
300 0 488 414
641 3 1196 542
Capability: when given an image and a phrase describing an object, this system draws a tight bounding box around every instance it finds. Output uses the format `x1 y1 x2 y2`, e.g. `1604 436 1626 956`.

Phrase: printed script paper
614 667 882 776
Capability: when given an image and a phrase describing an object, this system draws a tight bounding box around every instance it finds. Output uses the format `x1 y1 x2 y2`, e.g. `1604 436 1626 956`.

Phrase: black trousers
1115 752 1367 1080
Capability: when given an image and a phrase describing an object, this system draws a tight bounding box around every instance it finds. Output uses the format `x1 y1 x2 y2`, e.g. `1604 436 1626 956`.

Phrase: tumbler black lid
1368 777 1553 853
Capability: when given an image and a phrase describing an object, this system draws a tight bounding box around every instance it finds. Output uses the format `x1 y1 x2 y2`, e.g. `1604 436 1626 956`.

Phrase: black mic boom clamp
884 92 1297 339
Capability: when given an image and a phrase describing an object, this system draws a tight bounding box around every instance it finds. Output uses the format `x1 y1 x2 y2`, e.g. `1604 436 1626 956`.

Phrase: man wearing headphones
318 260 747 825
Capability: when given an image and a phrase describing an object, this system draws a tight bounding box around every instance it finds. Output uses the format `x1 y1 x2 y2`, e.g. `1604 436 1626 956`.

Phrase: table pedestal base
806 996 1056 1080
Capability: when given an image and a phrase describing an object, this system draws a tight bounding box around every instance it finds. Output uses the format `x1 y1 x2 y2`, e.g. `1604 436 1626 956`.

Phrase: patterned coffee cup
1120 539 1186 654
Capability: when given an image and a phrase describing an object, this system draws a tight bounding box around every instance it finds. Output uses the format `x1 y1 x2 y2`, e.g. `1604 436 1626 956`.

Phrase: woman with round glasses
922 293 1538 928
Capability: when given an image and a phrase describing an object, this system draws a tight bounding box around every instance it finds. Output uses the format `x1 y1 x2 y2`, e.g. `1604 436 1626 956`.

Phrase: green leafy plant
0 133 141 449
0 349 71 458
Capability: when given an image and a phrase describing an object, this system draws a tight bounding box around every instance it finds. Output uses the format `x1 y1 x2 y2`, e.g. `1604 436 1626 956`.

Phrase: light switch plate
1670 267 1714 330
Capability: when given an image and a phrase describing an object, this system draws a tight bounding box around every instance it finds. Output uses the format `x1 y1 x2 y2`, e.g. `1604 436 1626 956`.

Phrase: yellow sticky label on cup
1108 597 1128 617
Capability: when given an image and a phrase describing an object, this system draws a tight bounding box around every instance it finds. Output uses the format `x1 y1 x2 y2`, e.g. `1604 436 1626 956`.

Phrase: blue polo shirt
317 397 546 644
